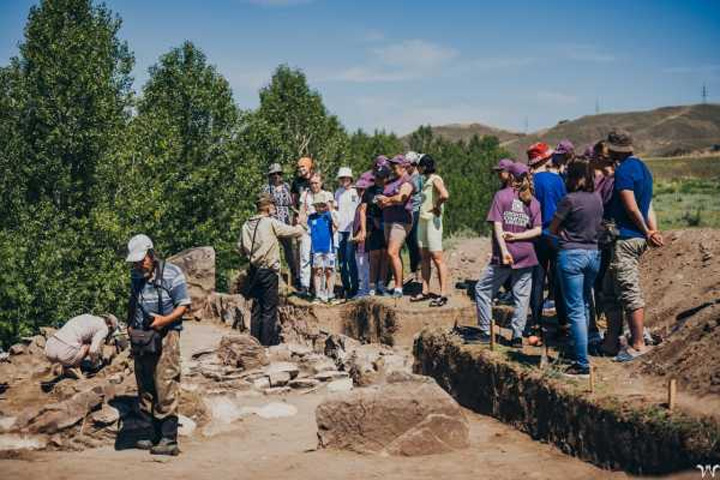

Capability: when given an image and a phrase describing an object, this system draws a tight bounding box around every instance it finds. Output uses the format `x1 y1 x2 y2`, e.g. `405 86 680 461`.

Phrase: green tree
347 129 405 175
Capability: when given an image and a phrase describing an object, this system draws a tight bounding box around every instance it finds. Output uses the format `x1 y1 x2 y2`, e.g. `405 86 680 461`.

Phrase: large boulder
202 292 249 330
168 246 216 320
217 334 269 371
315 374 469 456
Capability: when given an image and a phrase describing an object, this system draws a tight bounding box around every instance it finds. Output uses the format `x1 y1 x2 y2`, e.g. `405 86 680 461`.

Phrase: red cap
526 142 554 167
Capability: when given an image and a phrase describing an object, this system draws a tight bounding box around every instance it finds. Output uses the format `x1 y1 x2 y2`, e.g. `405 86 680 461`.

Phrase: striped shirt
129 261 191 331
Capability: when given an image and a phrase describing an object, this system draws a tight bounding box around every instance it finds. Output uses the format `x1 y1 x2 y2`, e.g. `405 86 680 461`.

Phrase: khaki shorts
384 222 411 245
45 337 85 367
603 237 648 314
417 216 443 252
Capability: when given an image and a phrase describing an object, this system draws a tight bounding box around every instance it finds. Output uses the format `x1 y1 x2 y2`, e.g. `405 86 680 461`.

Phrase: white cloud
537 91 578 105
373 39 458 70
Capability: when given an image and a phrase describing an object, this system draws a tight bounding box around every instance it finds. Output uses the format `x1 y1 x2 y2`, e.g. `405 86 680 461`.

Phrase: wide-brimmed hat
126 234 153 263
526 142 554 167
405 151 423 165
492 158 515 172
607 129 633 153
336 167 353 179
268 163 283 175
508 162 530 178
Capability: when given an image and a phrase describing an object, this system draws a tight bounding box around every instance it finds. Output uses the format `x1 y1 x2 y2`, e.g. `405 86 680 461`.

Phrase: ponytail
513 173 534 205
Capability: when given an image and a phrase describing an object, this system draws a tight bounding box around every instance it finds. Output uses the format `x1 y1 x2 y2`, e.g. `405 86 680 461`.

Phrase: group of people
471 129 663 377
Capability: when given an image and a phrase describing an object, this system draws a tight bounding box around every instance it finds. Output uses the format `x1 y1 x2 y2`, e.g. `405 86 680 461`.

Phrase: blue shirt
130 261 191 331
532 171 567 229
608 156 653 239
308 211 334 253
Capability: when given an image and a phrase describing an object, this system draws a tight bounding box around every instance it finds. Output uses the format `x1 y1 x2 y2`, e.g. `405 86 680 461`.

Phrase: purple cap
492 158 515 171
555 140 575 156
375 165 391 179
388 154 408 166
582 144 594 158
508 162 529 178
374 155 389 169
355 176 374 189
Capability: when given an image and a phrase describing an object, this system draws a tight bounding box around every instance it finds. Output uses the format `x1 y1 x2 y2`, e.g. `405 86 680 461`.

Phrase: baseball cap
311 190 334 206
336 167 353 179
375 165 391 179
405 151 423 165
492 158 515 172
526 142 554 167
508 162 530 178
607 129 633 153
373 155 389 169
388 154 408 166
554 140 575 156
126 234 153 262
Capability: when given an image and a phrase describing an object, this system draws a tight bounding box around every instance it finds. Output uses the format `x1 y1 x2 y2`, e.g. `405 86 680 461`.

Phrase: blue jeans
556 249 601 370
338 232 358 297
474 264 533 339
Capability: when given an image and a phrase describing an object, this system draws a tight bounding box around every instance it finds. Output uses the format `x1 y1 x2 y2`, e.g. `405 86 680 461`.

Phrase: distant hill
422 104 720 159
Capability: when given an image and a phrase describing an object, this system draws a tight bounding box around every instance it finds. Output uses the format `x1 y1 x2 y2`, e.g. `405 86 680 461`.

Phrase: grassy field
646 155 720 229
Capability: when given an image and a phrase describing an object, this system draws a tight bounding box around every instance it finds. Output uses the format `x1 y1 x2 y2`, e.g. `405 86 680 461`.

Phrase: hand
376 195 390 207
432 206 442 217
503 232 519 242
501 251 514 265
647 230 665 248
354 232 366 243
149 314 167 330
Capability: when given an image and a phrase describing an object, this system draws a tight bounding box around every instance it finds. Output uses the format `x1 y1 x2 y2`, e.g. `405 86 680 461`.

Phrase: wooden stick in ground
489 318 495 351
589 365 595 393
668 378 677 411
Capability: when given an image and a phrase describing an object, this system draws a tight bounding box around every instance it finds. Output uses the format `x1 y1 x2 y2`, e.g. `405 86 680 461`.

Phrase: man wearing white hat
334 166 360 298
125 234 191 456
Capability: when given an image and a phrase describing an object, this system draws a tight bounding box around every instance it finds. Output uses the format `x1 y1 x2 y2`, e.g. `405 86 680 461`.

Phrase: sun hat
526 142 554 167
268 163 283 175
606 129 633 153
126 234 154 262
405 151 423 165
336 167 353 179
297 157 313 169
508 162 530 178
492 158 515 172
311 190 334 206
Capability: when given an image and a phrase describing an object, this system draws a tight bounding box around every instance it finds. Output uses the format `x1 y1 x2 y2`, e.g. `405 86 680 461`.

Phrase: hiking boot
150 438 180 456
562 364 590 378
463 332 492 345
510 337 524 349
136 439 155 450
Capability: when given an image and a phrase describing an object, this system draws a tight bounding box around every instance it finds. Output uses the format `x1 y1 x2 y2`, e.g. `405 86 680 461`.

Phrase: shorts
384 222 411 245
44 337 85 367
417 216 443 252
603 237 648 314
367 225 386 252
312 252 336 269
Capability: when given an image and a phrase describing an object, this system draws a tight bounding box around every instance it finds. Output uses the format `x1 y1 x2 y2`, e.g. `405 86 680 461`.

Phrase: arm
493 221 513 265
87 324 109 361
619 190 664 247
150 305 189 330
355 203 368 242
504 226 541 241
274 219 306 238
646 201 664 247
378 183 413 207
432 177 449 216
548 217 562 237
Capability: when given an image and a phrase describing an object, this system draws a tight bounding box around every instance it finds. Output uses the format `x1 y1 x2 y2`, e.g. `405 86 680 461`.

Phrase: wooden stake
668 378 677 411
489 319 495 351
540 340 549 368
589 365 596 393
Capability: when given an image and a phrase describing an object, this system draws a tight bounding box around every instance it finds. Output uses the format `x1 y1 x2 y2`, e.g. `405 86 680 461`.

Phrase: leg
299 234 312 290
347 238 358 296
153 331 181 440
420 248 432 296
427 217 446 296
386 228 404 291
312 266 323 300
557 250 590 369
509 268 533 340
529 238 550 330
258 271 280 346
430 250 449 297
601 260 624 356
378 249 389 293
475 265 510 334
355 248 369 296
369 249 379 291
280 236 298 288
338 232 351 296
407 210 421 278
250 297 263 342
325 264 336 300
613 238 648 351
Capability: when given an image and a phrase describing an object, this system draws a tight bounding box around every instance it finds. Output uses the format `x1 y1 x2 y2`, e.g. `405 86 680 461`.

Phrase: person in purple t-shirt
472 162 542 347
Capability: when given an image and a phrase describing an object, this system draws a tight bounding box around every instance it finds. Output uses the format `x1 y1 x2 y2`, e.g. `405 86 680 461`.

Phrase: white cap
126 234 153 262
336 166 353 179
405 151 422 165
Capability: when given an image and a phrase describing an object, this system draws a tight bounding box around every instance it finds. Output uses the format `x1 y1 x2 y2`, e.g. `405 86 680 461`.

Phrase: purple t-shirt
554 191 603 250
487 187 541 269
382 174 414 225
594 173 614 210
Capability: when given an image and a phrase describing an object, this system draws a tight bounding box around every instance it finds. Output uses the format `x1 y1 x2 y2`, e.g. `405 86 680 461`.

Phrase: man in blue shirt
602 130 664 361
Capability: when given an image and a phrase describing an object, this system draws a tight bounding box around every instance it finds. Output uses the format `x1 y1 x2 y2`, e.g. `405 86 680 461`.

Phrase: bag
128 260 169 356
241 218 264 299
598 220 619 248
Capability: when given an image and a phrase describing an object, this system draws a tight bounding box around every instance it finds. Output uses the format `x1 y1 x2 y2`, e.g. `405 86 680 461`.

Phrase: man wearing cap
526 142 568 344
125 234 191 456
240 194 306 344
404 151 424 285
334 167 360 299
262 163 297 285
602 129 664 361
44 313 119 379
291 157 315 292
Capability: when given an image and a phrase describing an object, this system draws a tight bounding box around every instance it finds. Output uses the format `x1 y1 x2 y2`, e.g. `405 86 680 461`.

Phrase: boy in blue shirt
308 191 339 303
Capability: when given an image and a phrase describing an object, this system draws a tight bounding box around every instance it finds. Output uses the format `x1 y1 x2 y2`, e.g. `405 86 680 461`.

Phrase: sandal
410 293 431 302
430 296 448 307
613 346 651 363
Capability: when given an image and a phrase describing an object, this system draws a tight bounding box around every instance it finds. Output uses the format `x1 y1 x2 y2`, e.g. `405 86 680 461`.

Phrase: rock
101 344 117 364
288 343 313 358
265 361 300 379
204 396 247 425
268 371 291 387
315 377 469 456
91 405 120 426
9 344 26 356
324 334 361 366
0 434 48 451
168 246 216 320
289 378 320 389
217 334 269 370
327 378 353 393
202 292 248 330
16 384 108 434
267 344 292 362
178 414 197 437
263 386 291 396
311 359 338 375
0 416 17 433
255 402 298 419
314 371 349 382
39 327 57 339
253 377 271 390
0 352 9 363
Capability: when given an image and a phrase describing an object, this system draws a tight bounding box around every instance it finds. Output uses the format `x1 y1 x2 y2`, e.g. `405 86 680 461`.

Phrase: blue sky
2 0 719 134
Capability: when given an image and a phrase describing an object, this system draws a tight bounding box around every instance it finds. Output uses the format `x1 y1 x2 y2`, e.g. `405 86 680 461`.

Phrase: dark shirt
554 191 603 250
382 174 414 225
607 156 653 239
362 185 384 230
532 171 567 230
291 176 311 207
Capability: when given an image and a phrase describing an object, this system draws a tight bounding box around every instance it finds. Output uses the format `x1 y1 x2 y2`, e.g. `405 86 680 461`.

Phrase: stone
311 359 338 375
202 292 248 330
168 246 216 320
178 414 197 437
255 402 298 419
0 416 17 433
288 343 313 358
91 404 120 426
314 371 349 382
217 334 269 371
16 384 108 434
9 344 26 356
0 434 48 451
267 344 292 362
289 378 320 389
327 378 353 393
315 376 469 456
268 371 291 387
265 361 300 379
253 377 271 390
0 352 9 363
263 386 291 396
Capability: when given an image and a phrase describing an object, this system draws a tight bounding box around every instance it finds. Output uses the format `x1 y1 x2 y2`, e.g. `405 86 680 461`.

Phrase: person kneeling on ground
473 162 542 347
44 313 119 379
126 234 191 456
240 193 306 344
308 190 339 304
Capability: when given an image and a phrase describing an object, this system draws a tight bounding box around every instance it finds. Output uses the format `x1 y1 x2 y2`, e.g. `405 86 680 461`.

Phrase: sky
1 0 720 134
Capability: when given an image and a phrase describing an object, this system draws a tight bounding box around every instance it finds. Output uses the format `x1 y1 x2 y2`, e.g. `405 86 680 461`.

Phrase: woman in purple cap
356 162 390 296
352 172 375 297
377 155 415 299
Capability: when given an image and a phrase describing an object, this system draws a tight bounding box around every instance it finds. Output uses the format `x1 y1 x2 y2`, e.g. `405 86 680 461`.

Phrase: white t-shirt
334 187 361 233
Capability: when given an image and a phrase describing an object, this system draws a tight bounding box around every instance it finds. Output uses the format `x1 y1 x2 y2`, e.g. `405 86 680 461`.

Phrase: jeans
406 210 421 274
355 248 370 296
556 249 601 370
249 268 280 346
298 233 312 289
338 231 358 297
475 264 533 339
529 235 568 330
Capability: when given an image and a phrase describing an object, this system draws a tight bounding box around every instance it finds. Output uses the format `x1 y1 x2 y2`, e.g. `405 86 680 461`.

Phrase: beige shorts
384 222 411 245
417 216 443 252
603 237 648 314
44 337 85 367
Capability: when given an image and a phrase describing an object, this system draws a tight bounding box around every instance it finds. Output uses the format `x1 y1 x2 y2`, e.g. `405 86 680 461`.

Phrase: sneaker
562 364 590 378
150 438 179 456
368 289 376 297
510 337 523 349
391 288 403 299
135 439 155 450
465 332 492 345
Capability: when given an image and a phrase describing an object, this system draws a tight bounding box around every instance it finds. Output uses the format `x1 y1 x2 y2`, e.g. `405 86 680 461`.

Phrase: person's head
309 173 322 193
552 139 575 168
354 173 374 195
126 234 156 277
606 129 633 162
418 154 436 176
508 162 533 205
373 155 389 172
314 201 329 213
267 163 284 186
255 192 276 216
565 158 595 193
102 314 119 336
388 155 408 178
589 140 613 172
492 158 514 186
374 165 391 186
405 151 422 173
297 157 314 179
526 142 554 172
336 167 353 189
